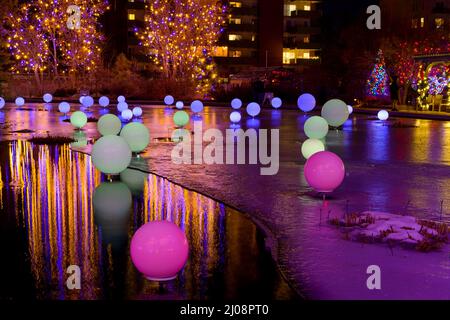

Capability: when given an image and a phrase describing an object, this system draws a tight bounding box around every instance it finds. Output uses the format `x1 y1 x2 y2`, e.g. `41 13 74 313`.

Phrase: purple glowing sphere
304 151 345 193
130 220 189 281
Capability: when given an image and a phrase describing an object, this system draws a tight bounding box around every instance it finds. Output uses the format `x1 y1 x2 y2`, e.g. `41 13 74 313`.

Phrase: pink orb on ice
130 220 189 281
304 151 345 193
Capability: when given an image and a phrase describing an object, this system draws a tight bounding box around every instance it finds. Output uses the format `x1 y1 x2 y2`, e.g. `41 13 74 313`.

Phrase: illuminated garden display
366 49 390 100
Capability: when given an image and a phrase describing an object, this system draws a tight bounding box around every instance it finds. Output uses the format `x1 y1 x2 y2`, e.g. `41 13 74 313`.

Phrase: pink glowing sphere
304 151 345 193
130 221 189 281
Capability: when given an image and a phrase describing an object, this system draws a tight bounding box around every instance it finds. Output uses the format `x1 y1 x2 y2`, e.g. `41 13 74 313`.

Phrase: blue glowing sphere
175 101 184 109
231 98 242 110
190 100 204 113
0 97 5 109
43 93 53 103
117 95 126 103
79 96 85 104
121 109 133 121
117 101 129 112
246 102 261 117
297 93 316 112
99 96 110 107
271 97 282 109
132 107 143 117
347 105 353 114
164 95 175 105
230 111 241 123
15 97 25 107
82 96 94 107
58 101 70 114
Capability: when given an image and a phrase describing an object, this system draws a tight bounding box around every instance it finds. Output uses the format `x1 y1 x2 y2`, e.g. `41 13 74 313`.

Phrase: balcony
285 10 322 19
225 39 257 49
283 40 321 50
230 6 258 17
226 23 257 33
285 26 321 35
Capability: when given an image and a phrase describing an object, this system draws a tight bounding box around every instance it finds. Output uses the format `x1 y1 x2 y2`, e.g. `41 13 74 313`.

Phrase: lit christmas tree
366 49 390 98
137 0 226 94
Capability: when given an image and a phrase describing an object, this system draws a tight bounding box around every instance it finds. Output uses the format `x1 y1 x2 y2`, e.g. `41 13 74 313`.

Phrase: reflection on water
0 141 295 300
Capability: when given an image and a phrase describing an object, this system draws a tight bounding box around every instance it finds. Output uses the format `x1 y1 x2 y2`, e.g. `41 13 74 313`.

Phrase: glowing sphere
304 151 345 193
304 116 329 139
230 111 241 123
347 105 353 115
43 93 53 103
117 95 126 103
246 102 261 117
321 99 349 127
15 97 25 107
171 128 190 142
231 98 242 110
0 97 5 109
121 109 133 121
175 101 184 109
99 96 110 107
58 101 70 114
71 130 88 148
297 93 316 112
91 135 132 174
97 114 122 136
82 96 94 107
120 158 149 196
164 95 175 105
271 97 282 109
378 109 389 121
132 107 143 117
190 100 204 113
130 220 189 281
173 110 190 127
70 111 88 129
117 101 129 112
120 122 150 153
301 139 325 160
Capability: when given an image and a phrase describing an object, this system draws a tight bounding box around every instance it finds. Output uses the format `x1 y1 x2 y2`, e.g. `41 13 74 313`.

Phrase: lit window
304 36 310 43
303 52 310 59
435 18 444 29
304 5 311 11
128 13 135 21
251 35 256 42
284 4 296 16
411 18 418 29
230 18 241 24
283 50 295 64
228 34 242 41
213 46 228 57
230 50 242 57
420 17 425 28
230 1 242 8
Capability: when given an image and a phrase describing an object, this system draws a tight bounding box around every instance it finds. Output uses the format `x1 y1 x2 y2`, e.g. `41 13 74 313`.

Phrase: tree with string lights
366 49 390 99
137 0 226 94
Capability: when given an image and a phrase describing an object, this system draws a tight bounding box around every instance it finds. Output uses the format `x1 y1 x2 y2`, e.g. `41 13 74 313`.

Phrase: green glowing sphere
321 99 349 127
301 138 325 160
304 116 329 139
70 131 88 148
171 128 190 142
97 114 122 136
173 110 190 127
92 135 132 174
120 122 150 153
70 111 88 129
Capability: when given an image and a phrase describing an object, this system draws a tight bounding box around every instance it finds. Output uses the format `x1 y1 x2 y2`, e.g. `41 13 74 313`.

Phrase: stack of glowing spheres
173 111 189 127
92 135 132 174
304 151 345 193
130 221 189 281
190 100 204 113
82 96 94 108
120 122 150 153
304 116 329 139
121 109 133 121
377 109 389 121
230 111 242 123
99 96 110 107
70 111 88 129
301 139 325 160
231 98 242 110
271 97 282 109
0 97 5 109
98 114 122 136
347 105 353 115
297 93 316 112
43 93 53 103
58 101 70 114
164 95 174 106
321 99 349 127
15 97 25 107
117 101 128 112
117 95 126 103
132 107 143 117
246 102 261 117
175 101 184 109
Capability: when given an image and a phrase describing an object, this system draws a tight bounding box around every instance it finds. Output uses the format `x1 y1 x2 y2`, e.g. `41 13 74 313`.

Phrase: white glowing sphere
117 101 129 112
347 105 353 115
98 114 122 136
0 97 5 109
190 100 204 113
230 111 242 123
82 96 94 107
231 98 242 110
15 97 25 107
304 116 329 139
301 139 325 160
271 97 282 109
70 111 88 129
58 101 70 114
120 168 148 196
164 95 175 105
120 122 150 153
246 102 261 117
132 107 143 117
175 101 184 109
121 109 133 121
321 99 349 127
43 93 53 103
378 110 389 121
297 93 316 112
91 135 132 174
117 95 126 103
99 96 110 107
